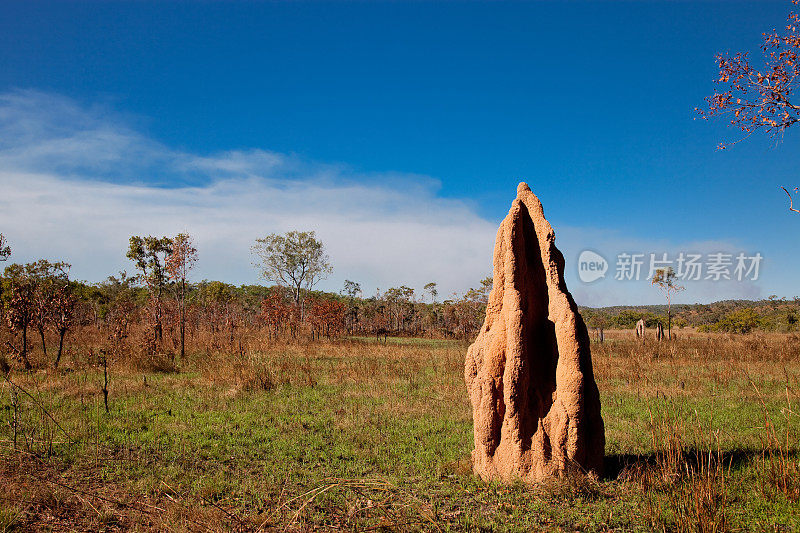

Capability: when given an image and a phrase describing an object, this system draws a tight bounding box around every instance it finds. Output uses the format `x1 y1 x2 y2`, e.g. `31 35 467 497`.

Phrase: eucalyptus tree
127 236 173 345
651 267 684 340
166 233 197 361
3 260 69 369
30 260 70 361
251 231 332 318
342 279 362 333
51 280 77 369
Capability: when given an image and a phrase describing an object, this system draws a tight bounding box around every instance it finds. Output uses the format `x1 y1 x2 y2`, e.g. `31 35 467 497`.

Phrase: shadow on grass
602 447 787 481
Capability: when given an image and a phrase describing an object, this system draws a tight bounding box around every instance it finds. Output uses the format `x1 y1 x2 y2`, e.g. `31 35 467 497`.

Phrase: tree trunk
154 293 163 344
667 299 672 340
180 279 186 361
21 325 31 370
101 357 109 413
295 284 304 322
38 325 47 359
54 328 66 369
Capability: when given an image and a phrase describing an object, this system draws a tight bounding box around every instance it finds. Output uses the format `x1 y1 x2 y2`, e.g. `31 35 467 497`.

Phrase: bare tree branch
781 186 800 213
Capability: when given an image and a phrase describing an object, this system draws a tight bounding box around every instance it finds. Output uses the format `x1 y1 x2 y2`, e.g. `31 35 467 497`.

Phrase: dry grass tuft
637 405 729 533
753 381 800 502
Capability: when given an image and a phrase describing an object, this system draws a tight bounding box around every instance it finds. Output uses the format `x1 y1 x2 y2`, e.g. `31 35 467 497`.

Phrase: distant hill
578 298 800 332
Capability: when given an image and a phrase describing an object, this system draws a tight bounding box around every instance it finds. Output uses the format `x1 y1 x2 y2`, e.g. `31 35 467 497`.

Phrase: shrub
699 309 762 334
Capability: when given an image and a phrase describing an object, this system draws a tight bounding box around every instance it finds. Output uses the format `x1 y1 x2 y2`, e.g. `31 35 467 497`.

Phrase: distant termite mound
636 318 645 339
464 182 605 482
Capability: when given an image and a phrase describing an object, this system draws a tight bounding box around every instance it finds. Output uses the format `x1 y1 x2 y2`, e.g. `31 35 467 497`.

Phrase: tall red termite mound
464 182 604 482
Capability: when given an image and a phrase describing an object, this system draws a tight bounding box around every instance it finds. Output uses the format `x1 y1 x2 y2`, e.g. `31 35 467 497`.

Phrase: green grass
348 335 463 348
0 333 798 531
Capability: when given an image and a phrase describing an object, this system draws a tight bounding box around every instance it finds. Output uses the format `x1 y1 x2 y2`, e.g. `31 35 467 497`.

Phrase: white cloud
2 170 501 297
0 90 497 297
0 89 766 305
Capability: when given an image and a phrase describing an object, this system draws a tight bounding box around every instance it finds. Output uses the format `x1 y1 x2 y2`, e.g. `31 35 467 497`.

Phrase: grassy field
0 329 798 531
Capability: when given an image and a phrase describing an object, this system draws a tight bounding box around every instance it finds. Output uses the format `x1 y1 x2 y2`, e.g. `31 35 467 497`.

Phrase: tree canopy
251 231 332 306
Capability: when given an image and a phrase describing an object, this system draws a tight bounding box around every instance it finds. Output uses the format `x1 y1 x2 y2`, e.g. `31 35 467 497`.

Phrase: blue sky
1 0 798 305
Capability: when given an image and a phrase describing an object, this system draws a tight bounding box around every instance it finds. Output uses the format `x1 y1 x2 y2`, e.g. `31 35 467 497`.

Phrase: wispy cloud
0 90 497 297
0 89 765 305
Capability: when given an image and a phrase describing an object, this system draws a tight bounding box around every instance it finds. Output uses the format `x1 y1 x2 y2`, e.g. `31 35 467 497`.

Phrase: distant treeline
0 258 494 371
0 230 499 371
581 297 800 334
3 229 798 373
